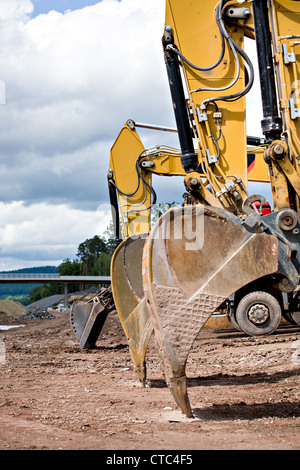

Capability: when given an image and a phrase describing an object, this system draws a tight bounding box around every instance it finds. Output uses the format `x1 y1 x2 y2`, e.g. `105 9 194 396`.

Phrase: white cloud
0 0 33 22
0 0 171 200
0 0 171 268
0 0 264 270
0 200 112 269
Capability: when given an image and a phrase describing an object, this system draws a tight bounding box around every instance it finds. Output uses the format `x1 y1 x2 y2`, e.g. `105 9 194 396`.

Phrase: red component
262 201 271 215
252 200 271 215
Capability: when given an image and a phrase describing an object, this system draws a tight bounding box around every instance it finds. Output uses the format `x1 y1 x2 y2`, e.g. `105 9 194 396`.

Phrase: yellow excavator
71 0 300 418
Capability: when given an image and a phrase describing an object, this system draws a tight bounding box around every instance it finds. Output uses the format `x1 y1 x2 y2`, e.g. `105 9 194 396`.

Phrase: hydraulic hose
166 0 254 107
111 150 157 214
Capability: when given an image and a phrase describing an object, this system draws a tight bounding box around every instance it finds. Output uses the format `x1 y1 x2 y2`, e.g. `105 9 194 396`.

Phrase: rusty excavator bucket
111 234 153 386
111 205 285 417
70 287 115 349
142 205 282 417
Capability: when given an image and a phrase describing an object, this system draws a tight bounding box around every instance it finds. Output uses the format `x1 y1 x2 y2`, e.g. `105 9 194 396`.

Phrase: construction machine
72 0 300 418
71 122 270 351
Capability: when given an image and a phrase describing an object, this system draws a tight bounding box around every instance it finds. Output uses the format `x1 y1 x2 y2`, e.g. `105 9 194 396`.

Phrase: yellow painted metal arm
164 0 251 213
108 121 152 239
108 120 187 238
109 118 270 238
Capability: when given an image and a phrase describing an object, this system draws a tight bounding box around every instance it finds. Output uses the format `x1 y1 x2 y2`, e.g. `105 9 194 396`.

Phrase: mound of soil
0 310 299 450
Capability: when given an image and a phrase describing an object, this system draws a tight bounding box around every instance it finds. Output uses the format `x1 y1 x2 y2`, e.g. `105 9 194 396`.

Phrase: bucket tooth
132 360 147 387
143 205 279 416
111 234 153 385
169 375 193 418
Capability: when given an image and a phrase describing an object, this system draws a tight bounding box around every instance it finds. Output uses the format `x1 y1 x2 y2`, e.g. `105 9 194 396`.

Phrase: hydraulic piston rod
252 0 282 142
163 27 198 173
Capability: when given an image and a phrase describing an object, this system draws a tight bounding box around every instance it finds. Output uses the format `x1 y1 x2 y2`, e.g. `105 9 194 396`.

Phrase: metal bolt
127 119 135 130
248 304 269 325
189 177 199 187
257 225 265 233
165 25 172 32
282 216 294 226
273 144 285 156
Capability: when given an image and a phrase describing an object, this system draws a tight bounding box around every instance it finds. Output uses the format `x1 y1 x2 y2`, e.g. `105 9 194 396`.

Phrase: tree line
26 203 178 304
28 233 115 304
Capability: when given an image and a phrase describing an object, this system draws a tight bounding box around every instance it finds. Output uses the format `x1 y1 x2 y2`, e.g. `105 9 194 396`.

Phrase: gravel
20 307 56 320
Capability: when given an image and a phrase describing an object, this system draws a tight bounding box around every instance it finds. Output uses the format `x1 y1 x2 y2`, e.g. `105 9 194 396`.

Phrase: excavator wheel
287 311 300 327
111 234 153 386
142 205 279 417
234 291 282 336
282 310 298 326
228 311 242 331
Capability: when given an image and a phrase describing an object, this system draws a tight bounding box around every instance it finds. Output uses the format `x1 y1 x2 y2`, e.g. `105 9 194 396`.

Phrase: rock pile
0 299 26 318
21 307 56 320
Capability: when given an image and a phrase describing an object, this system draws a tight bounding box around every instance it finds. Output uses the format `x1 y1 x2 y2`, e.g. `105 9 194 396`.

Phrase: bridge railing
0 274 61 279
0 274 110 281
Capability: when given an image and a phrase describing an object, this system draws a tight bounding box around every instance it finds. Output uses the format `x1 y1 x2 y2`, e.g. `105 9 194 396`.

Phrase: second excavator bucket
141 205 280 417
111 234 153 386
70 287 115 349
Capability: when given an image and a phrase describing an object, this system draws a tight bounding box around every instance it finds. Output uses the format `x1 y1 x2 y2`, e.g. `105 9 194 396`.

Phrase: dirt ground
0 308 299 451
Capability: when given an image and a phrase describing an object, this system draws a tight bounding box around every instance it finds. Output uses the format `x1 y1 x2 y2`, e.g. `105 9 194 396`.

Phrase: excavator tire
288 311 300 327
228 311 242 331
235 291 282 336
282 310 299 326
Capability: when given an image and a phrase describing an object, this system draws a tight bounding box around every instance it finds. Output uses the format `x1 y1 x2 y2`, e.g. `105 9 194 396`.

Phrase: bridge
0 274 111 284
0 274 111 306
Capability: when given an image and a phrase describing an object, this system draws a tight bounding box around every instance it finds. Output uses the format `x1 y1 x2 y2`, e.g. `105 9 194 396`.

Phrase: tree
92 252 112 276
58 258 80 276
58 258 81 292
102 220 119 254
27 223 125 303
77 235 108 275
28 283 62 303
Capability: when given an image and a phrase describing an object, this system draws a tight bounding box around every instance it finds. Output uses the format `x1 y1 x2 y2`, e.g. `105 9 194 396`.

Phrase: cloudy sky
0 0 266 271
